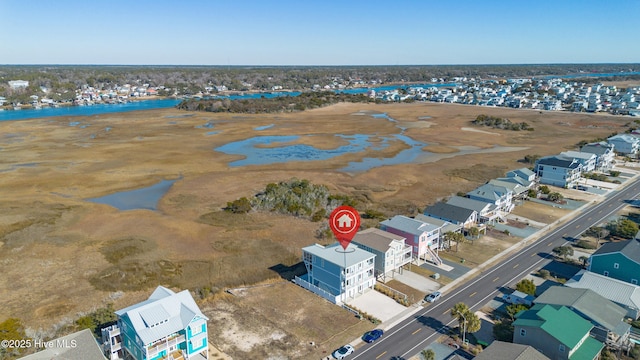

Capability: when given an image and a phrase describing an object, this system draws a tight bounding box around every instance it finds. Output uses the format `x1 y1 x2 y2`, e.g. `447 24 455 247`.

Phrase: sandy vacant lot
0 101 632 341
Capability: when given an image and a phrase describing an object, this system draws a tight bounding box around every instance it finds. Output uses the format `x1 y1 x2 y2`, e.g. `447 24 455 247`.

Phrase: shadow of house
269 262 307 281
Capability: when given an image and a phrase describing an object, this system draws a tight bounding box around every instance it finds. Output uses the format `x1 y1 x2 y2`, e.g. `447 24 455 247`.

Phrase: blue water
254 124 275 130
340 134 427 172
85 179 177 211
215 134 377 167
0 98 182 121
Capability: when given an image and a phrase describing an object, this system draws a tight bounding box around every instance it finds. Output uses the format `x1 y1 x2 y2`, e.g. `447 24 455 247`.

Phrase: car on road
362 329 384 343
332 344 354 359
425 291 442 303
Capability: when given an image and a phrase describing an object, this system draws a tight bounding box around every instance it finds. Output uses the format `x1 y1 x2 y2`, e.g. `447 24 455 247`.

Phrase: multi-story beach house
296 242 376 304
351 228 412 282
607 134 640 156
380 215 443 265
534 155 583 188
559 150 598 173
103 286 209 360
580 141 616 171
467 183 514 213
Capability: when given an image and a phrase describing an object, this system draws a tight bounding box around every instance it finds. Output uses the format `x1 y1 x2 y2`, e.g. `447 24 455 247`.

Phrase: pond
85 179 177 211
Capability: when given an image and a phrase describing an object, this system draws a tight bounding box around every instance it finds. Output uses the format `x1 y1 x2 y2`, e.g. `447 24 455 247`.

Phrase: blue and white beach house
102 286 209 360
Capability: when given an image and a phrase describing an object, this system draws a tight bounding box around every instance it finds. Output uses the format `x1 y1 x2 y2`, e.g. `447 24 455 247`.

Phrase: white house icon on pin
337 214 353 228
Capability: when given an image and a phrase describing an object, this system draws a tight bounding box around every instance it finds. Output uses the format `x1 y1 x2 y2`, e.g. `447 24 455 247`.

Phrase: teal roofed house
513 304 604 360
104 286 209 360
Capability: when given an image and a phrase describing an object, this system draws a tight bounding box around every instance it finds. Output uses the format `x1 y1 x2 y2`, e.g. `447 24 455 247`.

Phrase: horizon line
1 62 640 67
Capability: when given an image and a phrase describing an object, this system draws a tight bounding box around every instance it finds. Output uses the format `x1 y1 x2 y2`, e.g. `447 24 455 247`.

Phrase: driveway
393 268 441 293
346 289 406 323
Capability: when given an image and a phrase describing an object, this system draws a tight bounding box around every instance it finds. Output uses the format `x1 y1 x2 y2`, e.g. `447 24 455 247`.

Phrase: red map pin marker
329 206 361 250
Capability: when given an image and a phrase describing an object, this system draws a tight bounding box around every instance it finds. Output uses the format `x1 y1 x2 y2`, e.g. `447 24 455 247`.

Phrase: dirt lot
0 101 634 346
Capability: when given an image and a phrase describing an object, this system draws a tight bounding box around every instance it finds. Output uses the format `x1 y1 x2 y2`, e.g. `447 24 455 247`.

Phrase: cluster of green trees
225 178 357 222
471 114 534 131
176 91 375 113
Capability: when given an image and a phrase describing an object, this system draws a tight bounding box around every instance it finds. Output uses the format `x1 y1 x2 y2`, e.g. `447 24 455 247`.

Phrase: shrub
225 197 252 213
575 239 597 249
539 269 551 279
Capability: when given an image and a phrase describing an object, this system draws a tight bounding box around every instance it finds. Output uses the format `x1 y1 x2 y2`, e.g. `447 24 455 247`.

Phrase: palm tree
421 349 435 360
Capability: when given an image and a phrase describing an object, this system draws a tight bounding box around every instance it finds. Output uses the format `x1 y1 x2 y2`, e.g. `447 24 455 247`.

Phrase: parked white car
333 344 354 359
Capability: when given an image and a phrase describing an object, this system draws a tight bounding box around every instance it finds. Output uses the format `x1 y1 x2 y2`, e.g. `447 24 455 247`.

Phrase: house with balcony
414 213 463 235
422 202 478 232
105 286 209 360
534 155 583 188
513 304 604 360
296 242 375 305
559 150 598 173
444 196 499 225
580 141 616 171
467 183 514 213
588 234 640 285
608 134 640 155
351 228 412 282
534 286 631 350
505 167 537 188
380 215 443 265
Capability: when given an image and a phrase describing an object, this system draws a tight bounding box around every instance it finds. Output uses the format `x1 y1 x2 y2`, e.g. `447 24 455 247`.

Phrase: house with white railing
351 228 412 282
296 242 376 305
103 286 209 360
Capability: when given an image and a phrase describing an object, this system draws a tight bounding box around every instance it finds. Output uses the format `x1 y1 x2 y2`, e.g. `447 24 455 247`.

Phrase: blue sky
1 0 638 65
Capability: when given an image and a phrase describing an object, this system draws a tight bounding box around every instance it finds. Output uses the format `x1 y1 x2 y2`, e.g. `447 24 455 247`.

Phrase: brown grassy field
0 101 633 344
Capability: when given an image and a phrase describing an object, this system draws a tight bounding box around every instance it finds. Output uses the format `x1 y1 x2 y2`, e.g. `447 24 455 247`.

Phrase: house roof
488 179 526 194
508 167 535 179
608 134 639 144
592 237 640 263
568 336 605 360
423 202 477 224
498 175 532 188
534 286 629 335
473 341 550 360
351 228 405 253
446 196 496 214
302 242 375 268
18 329 106 360
559 150 597 162
514 304 593 349
467 183 511 202
565 270 640 311
380 215 439 236
581 141 614 155
413 214 462 234
535 156 581 169
115 286 208 345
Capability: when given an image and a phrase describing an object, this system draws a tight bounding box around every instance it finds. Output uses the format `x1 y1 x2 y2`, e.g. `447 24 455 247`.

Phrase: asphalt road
351 177 640 360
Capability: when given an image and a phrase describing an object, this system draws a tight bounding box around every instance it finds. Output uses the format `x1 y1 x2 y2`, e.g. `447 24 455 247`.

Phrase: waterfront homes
351 228 412 282
534 286 631 349
566 270 640 319
103 286 209 360
466 183 514 213
559 150 598 173
580 141 616 171
534 155 583 188
588 234 640 285
513 304 604 360
380 215 443 265
296 242 375 305
607 134 640 156
422 202 478 231
444 196 499 225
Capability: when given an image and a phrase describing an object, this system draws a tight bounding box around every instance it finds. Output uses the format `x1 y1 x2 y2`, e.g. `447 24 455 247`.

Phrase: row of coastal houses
294 167 538 305
533 133 640 189
507 231 640 359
